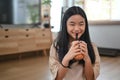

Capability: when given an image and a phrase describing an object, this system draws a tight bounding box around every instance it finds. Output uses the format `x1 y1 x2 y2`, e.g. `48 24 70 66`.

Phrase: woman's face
66 14 86 40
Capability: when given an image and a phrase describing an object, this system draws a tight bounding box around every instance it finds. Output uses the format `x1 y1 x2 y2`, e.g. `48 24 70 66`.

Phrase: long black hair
54 6 95 66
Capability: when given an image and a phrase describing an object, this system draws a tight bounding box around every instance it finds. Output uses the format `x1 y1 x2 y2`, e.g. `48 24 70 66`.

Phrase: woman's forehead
67 15 85 22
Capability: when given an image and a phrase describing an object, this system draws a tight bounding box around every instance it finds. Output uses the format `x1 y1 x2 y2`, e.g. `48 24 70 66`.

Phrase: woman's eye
70 23 75 26
79 23 84 26
79 24 83 26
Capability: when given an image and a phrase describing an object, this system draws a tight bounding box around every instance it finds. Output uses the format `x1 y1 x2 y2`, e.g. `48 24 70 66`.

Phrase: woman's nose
74 26 80 32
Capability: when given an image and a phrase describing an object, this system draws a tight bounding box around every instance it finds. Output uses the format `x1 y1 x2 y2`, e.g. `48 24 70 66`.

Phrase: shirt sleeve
92 43 101 80
49 44 60 80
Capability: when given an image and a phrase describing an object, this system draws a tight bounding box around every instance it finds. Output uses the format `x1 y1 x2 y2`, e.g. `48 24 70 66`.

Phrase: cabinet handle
26 34 29 37
5 29 9 31
42 34 45 36
5 35 9 38
26 29 29 31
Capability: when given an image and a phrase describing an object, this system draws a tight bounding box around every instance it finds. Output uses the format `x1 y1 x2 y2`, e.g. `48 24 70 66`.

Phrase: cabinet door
35 28 52 50
18 28 37 52
0 29 19 55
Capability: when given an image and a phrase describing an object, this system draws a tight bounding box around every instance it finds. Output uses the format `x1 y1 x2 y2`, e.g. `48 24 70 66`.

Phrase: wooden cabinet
0 28 52 56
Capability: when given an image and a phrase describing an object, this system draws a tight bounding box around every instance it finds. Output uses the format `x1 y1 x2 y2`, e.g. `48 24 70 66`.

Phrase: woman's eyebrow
69 21 75 24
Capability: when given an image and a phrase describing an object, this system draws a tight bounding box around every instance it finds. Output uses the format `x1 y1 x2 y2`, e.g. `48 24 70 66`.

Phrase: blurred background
0 0 120 80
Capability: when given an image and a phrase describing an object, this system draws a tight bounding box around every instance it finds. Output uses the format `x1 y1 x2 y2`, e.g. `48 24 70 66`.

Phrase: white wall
89 25 120 49
50 0 63 32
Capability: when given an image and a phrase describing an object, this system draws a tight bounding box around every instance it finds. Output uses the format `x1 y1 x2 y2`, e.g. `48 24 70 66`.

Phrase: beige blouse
49 43 100 80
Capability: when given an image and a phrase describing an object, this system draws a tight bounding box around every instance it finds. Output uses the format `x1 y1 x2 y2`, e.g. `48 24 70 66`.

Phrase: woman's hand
62 41 83 66
79 41 89 61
